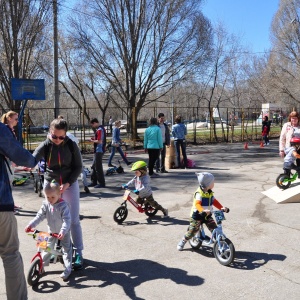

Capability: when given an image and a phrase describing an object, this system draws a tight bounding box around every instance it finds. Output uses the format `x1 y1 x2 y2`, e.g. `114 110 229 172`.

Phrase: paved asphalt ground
1 140 300 300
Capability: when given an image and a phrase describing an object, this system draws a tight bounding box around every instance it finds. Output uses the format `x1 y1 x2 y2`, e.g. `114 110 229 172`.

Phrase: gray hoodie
28 199 71 235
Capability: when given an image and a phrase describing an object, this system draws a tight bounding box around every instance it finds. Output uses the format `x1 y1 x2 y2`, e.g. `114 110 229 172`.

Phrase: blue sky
201 0 280 53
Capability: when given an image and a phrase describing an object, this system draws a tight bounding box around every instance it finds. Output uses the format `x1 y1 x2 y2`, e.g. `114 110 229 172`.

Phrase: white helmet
196 172 214 189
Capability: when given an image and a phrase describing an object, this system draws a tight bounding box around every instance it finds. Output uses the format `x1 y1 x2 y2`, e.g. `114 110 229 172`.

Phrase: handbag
111 141 120 147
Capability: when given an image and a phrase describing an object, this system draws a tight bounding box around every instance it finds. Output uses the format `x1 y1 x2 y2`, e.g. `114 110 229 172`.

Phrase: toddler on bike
25 180 73 281
177 172 229 251
122 160 168 217
283 137 300 175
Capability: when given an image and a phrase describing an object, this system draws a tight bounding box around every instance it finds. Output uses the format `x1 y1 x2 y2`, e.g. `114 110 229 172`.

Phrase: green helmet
131 161 147 171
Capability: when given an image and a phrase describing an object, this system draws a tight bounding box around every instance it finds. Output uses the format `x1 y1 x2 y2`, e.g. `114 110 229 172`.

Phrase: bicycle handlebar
27 229 59 238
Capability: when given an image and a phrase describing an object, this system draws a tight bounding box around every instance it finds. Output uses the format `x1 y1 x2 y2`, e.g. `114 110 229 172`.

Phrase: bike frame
28 230 62 274
122 190 144 213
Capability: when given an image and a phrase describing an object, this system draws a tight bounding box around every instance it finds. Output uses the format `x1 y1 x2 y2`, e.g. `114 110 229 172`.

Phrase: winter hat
196 172 214 189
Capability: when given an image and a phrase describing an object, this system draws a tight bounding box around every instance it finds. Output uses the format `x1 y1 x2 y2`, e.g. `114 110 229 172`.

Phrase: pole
53 0 59 118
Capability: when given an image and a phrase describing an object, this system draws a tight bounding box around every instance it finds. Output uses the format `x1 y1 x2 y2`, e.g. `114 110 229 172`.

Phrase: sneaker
14 210 19 215
126 161 133 166
84 186 90 193
267 142 270 145
177 239 186 251
108 164 115 167
87 183 97 187
150 173 160 178
73 254 83 270
14 205 22 209
94 184 105 188
163 208 168 218
161 169 169 173
60 268 71 281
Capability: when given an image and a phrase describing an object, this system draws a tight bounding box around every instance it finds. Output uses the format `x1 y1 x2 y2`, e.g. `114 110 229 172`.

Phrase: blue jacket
172 123 187 140
0 123 37 211
144 125 163 149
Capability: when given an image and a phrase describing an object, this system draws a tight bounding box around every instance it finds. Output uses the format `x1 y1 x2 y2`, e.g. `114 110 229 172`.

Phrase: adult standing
89 118 106 188
0 122 37 300
108 120 132 167
1 111 23 214
144 117 163 177
172 115 188 168
155 113 171 173
33 118 84 269
262 115 271 146
279 111 300 160
57 115 90 193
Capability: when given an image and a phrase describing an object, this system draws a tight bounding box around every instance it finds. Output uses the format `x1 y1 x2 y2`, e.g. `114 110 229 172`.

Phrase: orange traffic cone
260 141 264 148
244 142 249 150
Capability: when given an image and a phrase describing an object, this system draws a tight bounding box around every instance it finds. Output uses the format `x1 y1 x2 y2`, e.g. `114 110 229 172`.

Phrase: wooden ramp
262 180 300 203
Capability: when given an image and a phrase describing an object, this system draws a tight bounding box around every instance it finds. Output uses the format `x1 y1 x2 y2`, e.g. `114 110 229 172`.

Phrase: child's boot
177 238 186 251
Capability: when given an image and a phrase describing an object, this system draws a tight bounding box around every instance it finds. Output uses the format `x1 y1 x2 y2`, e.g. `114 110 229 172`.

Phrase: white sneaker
60 268 71 281
177 239 186 251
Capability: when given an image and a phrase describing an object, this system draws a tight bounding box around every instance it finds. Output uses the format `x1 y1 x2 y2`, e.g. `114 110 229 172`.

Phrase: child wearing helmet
177 172 229 251
122 161 168 217
283 137 300 175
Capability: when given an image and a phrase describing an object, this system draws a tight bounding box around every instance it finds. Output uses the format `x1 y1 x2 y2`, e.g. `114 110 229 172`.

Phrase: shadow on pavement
66 259 204 300
231 251 286 270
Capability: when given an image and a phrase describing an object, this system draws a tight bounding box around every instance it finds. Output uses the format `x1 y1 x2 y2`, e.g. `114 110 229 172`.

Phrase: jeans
263 135 269 144
108 146 129 165
61 181 84 255
0 212 27 300
155 143 166 171
174 139 188 168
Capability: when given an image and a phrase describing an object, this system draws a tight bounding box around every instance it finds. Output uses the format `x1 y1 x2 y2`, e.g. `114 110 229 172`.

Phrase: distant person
25 180 73 281
155 113 170 173
262 116 271 146
0 122 37 300
57 115 90 193
279 111 300 160
108 120 132 167
33 118 84 270
177 172 229 251
109 116 113 134
89 118 106 188
144 117 163 178
1 110 23 214
122 161 168 217
172 115 188 168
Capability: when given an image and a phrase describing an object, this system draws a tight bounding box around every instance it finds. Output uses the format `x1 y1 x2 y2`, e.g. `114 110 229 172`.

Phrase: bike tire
38 181 43 197
33 178 38 193
27 258 42 286
276 173 291 190
113 206 128 224
144 203 158 217
213 237 235 266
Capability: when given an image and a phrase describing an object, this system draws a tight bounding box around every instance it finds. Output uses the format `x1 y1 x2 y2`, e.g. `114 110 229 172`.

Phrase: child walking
177 172 229 251
122 161 168 217
25 180 73 281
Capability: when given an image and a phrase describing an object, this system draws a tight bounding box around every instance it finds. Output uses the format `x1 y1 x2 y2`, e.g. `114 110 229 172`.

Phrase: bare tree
0 0 52 110
69 0 212 139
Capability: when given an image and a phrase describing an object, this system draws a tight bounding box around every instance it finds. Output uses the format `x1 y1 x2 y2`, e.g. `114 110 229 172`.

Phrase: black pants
174 139 188 168
91 152 105 186
148 149 160 175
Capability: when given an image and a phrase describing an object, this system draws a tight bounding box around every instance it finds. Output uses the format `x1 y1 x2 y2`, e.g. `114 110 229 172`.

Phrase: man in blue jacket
0 122 37 300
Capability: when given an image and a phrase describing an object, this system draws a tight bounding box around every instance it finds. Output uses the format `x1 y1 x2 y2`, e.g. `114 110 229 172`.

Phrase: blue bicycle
189 210 235 266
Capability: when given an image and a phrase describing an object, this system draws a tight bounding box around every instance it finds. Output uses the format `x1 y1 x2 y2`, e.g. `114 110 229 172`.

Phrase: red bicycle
113 189 158 224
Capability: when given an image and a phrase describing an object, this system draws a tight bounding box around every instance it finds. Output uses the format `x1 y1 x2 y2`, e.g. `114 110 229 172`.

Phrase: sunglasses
51 134 65 140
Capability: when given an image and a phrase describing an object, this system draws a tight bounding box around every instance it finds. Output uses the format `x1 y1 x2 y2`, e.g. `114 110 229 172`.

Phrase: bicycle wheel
33 178 38 193
144 203 158 217
213 237 235 266
276 173 291 190
113 206 128 224
27 258 43 286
